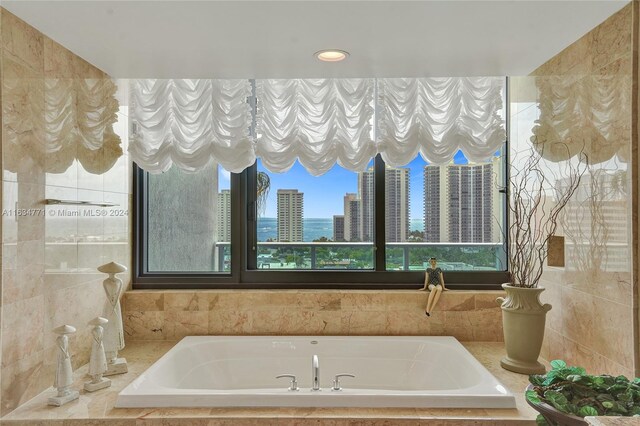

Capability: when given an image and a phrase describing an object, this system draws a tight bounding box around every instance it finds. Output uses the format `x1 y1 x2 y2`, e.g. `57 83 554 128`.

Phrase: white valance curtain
129 77 506 175
377 77 506 166
256 79 376 176
129 79 255 173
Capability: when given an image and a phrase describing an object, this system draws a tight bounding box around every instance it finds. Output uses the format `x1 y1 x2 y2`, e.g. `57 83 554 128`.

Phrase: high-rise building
358 169 375 242
343 193 361 241
385 167 410 243
423 166 446 242
216 189 231 242
345 166 409 243
277 189 304 242
423 157 501 243
333 215 345 242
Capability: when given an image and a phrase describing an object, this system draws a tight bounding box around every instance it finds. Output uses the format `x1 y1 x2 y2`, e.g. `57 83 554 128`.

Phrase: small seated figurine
420 257 447 316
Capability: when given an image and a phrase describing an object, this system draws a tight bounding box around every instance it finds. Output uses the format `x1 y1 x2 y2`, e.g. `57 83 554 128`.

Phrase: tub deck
1 341 544 425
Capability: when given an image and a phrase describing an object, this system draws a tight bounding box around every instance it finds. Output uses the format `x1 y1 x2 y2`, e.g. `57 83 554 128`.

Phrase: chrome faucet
311 355 320 391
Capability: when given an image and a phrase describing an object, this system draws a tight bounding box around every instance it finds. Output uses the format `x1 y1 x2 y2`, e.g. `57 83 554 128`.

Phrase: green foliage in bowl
526 360 640 425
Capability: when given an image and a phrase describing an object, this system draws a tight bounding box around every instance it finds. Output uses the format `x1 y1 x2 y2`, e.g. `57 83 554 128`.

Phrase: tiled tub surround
510 3 637 379
0 7 131 416
0 340 543 425
122 290 505 341
116 336 516 409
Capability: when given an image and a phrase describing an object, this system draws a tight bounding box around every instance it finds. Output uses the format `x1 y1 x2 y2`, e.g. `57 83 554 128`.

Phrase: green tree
313 236 332 242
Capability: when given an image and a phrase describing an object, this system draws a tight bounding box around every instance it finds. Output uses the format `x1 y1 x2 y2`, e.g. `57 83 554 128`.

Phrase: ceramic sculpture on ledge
84 317 111 392
98 261 128 376
48 325 79 406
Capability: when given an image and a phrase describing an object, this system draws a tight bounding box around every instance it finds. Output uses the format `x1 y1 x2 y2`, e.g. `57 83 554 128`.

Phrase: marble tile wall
122 290 505 341
510 4 636 378
0 7 131 415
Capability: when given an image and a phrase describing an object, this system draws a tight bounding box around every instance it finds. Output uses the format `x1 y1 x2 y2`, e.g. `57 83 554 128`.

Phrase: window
135 153 509 289
142 163 231 273
253 160 375 271
384 151 507 272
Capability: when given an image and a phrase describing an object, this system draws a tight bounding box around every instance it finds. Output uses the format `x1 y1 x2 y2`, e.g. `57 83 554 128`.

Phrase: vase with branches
498 142 587 374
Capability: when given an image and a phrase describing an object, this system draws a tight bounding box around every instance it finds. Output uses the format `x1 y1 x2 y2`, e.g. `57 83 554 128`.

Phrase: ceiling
2 1 629 79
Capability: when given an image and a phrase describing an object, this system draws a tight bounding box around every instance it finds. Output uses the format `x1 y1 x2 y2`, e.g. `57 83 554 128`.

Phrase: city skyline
255 151 471 219
217 153 502 243
335 167 409 243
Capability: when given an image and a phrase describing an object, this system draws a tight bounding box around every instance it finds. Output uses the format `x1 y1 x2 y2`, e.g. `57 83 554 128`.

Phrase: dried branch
507 140 588 288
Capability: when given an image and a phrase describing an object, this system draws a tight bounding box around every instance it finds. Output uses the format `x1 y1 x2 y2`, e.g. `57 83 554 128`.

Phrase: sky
240 150 472 220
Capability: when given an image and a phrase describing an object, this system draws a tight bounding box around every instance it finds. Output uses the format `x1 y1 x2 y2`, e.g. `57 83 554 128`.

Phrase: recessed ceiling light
314 49 349 62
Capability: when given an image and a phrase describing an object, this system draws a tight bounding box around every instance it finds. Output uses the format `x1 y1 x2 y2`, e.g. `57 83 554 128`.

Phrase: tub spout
312 355 320 391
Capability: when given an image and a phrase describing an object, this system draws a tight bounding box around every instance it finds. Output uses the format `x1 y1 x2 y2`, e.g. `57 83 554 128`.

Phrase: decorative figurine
48 325 80 406
84 317 111 392
420 257 447 316
98 261 128 376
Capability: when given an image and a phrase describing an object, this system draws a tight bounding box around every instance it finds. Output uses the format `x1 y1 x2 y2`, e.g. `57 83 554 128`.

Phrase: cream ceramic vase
497 283 552 375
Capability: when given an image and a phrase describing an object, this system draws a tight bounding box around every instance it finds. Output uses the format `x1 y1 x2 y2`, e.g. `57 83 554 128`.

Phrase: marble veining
123 290 506 341
512 3 636 379
0 6 131 416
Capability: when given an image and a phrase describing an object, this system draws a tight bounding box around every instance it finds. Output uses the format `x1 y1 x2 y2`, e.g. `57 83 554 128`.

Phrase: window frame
134 155 510 290
134 77 510 290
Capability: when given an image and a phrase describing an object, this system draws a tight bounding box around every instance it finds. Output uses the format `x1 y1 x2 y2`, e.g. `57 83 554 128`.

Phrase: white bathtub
116 336 516 409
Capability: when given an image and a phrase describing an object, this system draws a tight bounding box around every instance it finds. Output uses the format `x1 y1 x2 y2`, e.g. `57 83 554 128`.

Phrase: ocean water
258 217 333 242
410 219 423 232
258 217 425 241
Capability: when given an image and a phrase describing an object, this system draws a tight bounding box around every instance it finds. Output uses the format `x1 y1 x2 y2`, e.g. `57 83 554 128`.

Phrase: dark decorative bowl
525 384 589 426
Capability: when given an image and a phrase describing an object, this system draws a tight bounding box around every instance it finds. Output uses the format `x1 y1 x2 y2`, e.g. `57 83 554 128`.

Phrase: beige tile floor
585 418 640 426
1 341 545 425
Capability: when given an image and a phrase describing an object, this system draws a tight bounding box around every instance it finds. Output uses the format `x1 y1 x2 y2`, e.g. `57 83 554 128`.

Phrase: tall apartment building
343 193 361 241
333 215 345 241
216 189 231 242
277 189 304 242
385 167 410 243
358 169 375 242
423 166 445 242
423 157 501 243
340 166 409 243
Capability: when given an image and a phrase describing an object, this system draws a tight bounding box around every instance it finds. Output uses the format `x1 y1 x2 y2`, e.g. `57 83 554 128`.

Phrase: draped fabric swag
256 79 376 176
129 79 255 173
377 77 506 166
129 77 506 175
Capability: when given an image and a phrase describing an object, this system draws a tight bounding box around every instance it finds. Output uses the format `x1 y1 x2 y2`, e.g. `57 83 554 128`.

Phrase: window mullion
374 154 386 271
243 165 257 273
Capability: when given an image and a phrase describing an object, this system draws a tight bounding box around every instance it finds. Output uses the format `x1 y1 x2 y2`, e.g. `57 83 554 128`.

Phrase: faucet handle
276 374 299 391
332 373 356 391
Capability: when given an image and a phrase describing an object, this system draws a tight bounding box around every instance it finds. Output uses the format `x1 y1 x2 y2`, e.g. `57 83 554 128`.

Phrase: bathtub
116 336 516 409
